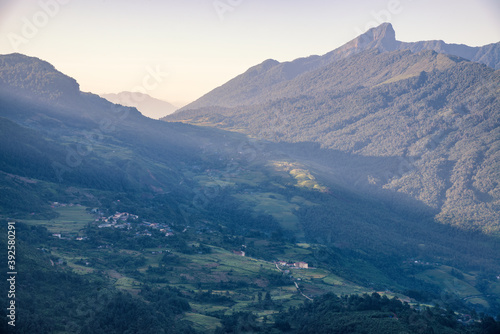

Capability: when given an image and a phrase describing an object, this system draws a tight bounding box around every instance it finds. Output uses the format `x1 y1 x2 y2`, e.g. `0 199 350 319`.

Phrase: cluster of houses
94 211 175 238
51 233 88 241
51 202 82 208
403 259 439 267
136 221 174 237
276 260 309 269
96 211 139 228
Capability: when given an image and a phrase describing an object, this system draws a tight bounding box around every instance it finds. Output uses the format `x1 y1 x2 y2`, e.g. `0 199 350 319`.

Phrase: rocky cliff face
330 23 499 69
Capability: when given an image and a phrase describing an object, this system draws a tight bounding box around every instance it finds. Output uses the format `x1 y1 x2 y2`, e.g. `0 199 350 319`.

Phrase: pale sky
1 0 499 107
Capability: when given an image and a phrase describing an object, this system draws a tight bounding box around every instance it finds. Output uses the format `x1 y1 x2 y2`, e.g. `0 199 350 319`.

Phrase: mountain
171 23 499 110
337 22 500 70
0 53 80 105
2 53 499 266
1 53 500 330
101 91 177 119
0 53 222 212
165 25 500 234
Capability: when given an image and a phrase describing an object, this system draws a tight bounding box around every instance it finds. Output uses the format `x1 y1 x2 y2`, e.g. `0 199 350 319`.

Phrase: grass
376 72 420 86
491 281 500 295
322 274 345 286
115 277 140 290
50 249 95 274
415 266 490 308
233 192 303 235
158 242 393 308
21 205 93 234
147 246 277 285
466 298 490 309
283 245 312 257
190 303 229 313
194 252 274 276
416 268 480 297
192 167 268 190
31 208 498 323
270 161 327 191
290 168 323 190
183 312 222 332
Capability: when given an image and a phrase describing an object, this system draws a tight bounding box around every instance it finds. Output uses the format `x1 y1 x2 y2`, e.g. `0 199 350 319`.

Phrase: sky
0 0 499 107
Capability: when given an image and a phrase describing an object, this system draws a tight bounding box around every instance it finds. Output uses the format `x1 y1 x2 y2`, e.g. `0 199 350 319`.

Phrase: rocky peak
340 22 399 54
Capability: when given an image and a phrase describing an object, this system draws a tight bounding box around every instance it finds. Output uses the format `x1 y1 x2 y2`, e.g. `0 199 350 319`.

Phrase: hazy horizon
1 0 499 106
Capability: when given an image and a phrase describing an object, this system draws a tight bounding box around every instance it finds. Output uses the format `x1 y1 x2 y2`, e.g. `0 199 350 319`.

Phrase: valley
10 200 500 332
1 21 500 333
167 25 500 236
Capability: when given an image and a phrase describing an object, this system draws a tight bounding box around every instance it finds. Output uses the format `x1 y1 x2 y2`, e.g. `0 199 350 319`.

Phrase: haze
1 0 499 106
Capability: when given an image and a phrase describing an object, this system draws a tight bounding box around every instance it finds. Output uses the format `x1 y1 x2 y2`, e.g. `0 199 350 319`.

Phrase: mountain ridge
174 23 499 111
164 26 500 233
0 52 80 104
101 91 177 119
2 53 500 326
335 22 499 69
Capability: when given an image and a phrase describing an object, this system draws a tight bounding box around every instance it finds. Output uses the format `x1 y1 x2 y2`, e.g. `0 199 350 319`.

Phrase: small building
294 261 308 269
232 250 245 257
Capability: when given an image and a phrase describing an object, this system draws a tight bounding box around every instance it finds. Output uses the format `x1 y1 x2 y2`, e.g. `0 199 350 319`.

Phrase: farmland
20 205 93 234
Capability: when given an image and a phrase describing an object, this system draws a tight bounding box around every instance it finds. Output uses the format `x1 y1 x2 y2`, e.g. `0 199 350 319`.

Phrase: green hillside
166 49 500 234
1 53 499 332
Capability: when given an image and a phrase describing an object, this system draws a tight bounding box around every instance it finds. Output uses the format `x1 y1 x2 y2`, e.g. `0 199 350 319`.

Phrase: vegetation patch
183 312 222 332
20 205 93 234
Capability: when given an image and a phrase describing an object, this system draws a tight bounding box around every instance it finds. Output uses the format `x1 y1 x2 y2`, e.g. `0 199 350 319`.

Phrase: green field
416 266 489 308
21 205 93 234
234 192 303 236
270 161 327 191
183 312 222 332
20 204 497 327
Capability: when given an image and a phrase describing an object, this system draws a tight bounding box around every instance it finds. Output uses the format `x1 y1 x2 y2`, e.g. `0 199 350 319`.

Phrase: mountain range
101 91 177 119
166 23 500 234
1 23 500 331
172 23 499 111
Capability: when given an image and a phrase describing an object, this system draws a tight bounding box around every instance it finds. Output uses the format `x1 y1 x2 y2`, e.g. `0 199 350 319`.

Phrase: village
49 204 176 240
229 249 309 271
275 260 309 269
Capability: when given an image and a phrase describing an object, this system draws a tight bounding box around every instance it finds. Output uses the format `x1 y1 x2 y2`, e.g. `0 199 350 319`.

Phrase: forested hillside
166 34 500 234
1 53 500 332
173 23 498 111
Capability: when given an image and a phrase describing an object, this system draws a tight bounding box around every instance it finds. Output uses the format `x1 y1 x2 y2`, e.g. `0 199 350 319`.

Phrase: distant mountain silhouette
101 91 177 119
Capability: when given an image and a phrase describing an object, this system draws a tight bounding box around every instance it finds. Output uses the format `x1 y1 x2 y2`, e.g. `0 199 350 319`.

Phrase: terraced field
20 205 93 234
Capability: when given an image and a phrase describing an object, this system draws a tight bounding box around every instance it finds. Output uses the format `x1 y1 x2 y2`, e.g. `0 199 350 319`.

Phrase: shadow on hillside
259 141 500 272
